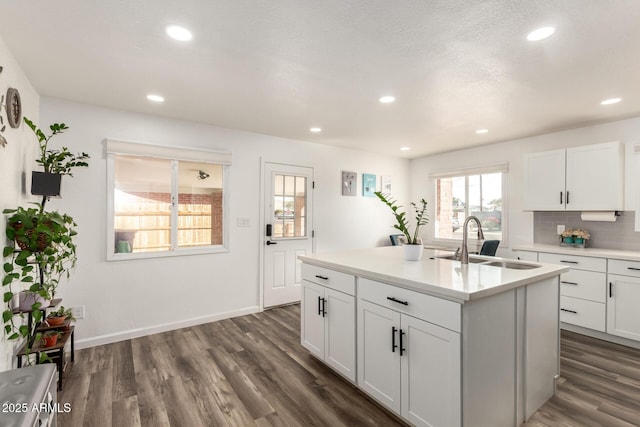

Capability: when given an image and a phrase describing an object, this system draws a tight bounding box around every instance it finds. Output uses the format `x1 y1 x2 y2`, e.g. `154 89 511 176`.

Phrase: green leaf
2 310 12 322
3 292 13 303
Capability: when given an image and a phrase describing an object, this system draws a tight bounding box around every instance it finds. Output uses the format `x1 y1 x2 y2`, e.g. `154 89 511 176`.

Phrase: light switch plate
71 306 85 320
557 224 565 235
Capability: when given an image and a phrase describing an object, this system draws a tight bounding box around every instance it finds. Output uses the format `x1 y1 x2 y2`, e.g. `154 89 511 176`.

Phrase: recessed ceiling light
166 25 193 41
475 129 489 134
310 127 322 133
379 96 396 104
600 97 622 106
400 146 410 151
146 94 165 103
526 26 555 42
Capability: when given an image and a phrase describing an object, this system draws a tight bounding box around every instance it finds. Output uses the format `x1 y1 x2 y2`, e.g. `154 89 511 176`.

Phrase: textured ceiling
1 1 639 158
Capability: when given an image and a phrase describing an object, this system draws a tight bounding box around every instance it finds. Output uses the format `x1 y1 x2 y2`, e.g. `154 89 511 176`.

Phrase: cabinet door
523 149 566 211
301 281 325 358
607 274 640 340
516 251 538 262
566 142 624 211
401 315 461 427
325 289 356 381
357 299 401 413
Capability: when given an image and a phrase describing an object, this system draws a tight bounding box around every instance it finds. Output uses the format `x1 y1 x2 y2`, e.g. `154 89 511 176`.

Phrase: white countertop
299 247 568 303
513 243 640 261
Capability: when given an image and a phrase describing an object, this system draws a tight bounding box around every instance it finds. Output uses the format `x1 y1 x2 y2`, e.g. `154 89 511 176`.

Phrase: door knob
266 240 278 245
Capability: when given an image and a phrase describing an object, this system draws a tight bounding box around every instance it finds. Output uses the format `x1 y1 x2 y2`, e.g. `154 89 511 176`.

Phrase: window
272 174 307 238
433 164 507 243
106 140 230 259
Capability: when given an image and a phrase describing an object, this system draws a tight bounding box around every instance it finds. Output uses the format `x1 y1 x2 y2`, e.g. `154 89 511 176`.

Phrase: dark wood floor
59 305 640 426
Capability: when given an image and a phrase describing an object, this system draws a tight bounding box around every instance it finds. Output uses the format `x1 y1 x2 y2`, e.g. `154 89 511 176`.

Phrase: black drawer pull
399 329 406 356
609 282 613 298
315 275 329 280
560 260 578 264
387 296 409 306
560 281 579 286
627 267 640 271
560 308 577 314
391 326 398 353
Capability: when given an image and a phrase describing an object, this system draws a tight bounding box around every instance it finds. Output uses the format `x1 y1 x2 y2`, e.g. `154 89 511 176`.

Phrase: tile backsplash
534 211 640 251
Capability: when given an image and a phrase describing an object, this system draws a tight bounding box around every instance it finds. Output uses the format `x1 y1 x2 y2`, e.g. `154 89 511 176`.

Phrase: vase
403 244 424 261
563 236 574 244
18 291 51 311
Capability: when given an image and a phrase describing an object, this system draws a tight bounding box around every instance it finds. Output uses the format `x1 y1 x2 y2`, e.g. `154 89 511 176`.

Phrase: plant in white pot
374 192 428 261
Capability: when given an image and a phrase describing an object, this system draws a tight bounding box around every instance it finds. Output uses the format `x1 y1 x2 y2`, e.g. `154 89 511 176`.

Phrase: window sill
107 245 229 261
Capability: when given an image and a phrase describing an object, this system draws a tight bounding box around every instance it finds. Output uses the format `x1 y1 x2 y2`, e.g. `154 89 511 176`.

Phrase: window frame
106 139 231 261
431 163 508 247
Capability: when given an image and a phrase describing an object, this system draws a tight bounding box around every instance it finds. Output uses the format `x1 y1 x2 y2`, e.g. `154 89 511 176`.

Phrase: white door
607 274 640 340
357 299 401 413
401 314 461 427
263 163 313 308
523 149 566 211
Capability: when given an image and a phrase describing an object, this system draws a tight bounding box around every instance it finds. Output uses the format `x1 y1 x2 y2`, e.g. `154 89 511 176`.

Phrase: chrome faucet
461 216 485 265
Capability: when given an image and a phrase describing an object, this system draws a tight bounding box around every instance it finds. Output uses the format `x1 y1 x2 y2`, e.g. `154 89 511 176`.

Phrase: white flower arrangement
561 228 590 240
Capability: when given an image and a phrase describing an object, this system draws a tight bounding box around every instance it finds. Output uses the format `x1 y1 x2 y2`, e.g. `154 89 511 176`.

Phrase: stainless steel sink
435 254 486 264
483 260 541 270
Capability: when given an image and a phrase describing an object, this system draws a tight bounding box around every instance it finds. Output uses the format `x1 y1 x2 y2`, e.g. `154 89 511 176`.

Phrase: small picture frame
381 175 392 193
362 173 377 197
342 171 357 196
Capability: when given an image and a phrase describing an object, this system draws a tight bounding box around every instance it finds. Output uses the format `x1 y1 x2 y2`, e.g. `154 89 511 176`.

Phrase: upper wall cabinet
524 141 624 211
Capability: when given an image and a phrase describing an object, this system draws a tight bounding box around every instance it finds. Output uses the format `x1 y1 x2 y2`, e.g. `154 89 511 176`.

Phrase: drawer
358 277 461 332
301 263 355 295
560 269 606 303
559 296 605 332
608 258 640 278
516 251 538 262
539 252 606 272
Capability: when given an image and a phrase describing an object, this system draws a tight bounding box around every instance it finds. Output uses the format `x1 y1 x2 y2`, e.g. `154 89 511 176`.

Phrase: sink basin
483 261 540 270
434 254 486 264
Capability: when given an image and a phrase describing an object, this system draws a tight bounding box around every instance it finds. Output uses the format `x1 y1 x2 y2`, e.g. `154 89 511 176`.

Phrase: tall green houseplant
375 192 428 244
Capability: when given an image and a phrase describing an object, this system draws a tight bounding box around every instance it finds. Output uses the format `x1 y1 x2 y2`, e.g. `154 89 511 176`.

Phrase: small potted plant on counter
561 228 590 247
374 192 428 261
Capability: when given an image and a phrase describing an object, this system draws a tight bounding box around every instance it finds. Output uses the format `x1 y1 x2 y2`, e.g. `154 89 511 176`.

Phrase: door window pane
273 173 306 238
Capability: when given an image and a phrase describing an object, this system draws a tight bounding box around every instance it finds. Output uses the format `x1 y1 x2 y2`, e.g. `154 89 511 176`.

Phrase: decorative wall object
6 88 21 128
342 171 357 196
381 175 392 193
362 173 377 197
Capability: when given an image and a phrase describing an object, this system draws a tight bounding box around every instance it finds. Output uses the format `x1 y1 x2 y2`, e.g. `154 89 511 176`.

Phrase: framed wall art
342 171 357 196
362 173 377 197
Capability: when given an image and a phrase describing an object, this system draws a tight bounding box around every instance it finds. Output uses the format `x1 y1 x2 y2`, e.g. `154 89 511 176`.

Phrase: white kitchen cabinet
357 280 461 427
301 265 356 381
607 259 640 341
524 141 624 211
538 252 607 332
516 250 538 262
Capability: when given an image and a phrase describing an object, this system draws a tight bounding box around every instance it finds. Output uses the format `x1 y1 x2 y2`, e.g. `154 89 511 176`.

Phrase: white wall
0 37 40 371
39 97 410 348
410 117 640 258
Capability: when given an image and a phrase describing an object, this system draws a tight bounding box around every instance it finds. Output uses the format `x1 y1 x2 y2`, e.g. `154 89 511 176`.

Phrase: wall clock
6 87 22 128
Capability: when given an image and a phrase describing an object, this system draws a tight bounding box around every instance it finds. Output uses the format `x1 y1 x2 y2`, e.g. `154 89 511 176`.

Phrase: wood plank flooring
59 305 640 426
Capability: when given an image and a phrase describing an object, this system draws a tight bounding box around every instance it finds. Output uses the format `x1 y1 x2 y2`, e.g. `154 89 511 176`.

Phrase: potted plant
41 330 63 348
374 192 428 261
23 117 89 200
561 228 590 246
2 204 78 342
46 306 74 327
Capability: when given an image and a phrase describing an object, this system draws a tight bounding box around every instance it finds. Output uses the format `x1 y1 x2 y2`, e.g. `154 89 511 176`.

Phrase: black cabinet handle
560 281 579 286
315 275 329 280
391 327 398 353
321 298 327 317
566 191 570 204
318 296 322 316
560 191 563 204
627 267 640 271
560 308 577 314
609 282 613 298
560 260 578 264
399 329 406 356
387 296 409 306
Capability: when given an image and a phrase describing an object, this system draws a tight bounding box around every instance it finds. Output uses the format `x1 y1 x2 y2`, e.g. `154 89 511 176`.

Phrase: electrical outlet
71 305 85 320
557 224 565 235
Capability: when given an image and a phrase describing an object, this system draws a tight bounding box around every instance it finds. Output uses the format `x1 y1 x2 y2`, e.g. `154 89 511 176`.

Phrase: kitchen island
299 246 568 427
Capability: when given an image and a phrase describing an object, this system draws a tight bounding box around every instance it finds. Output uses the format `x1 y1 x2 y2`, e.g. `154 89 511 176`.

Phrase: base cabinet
358 299 461 427
607 273 640 341
301 280 356 381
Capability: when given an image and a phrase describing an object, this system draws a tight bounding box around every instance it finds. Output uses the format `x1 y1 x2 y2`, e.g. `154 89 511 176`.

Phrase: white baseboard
561 322 640 350
75 306 260 350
